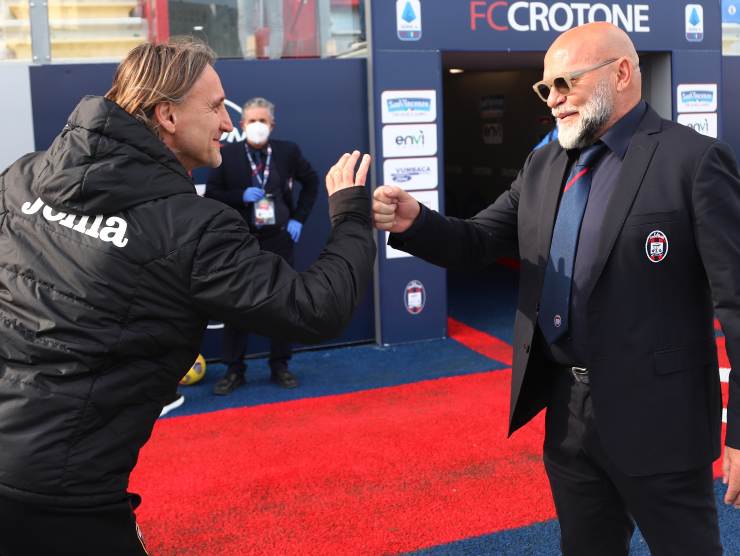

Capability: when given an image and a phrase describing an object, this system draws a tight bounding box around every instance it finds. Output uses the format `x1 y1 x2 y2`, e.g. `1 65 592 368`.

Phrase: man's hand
325 151 371 197
372 185 420 234
723 445 740 508
243 187 264 204
287 219 302 242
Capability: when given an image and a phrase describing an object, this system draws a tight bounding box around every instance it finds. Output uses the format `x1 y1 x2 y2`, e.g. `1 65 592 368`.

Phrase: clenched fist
372 185 420 234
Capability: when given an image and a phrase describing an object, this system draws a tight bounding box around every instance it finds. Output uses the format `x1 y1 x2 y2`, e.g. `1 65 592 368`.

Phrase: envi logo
469 1 650 33
382 124 438 158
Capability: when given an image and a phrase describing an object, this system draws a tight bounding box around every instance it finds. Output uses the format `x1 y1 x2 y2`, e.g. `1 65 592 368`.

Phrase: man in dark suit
205 96 318 394
373 22 739 554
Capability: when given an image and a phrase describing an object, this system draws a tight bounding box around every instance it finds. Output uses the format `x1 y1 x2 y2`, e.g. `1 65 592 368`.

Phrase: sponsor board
385 190 439 259
482 122 504 145
676 84 717 113
381 90 437 123
480 95 504 118
397 0 422 40
383 157 438 190
382 124 438 158
677 112 718 138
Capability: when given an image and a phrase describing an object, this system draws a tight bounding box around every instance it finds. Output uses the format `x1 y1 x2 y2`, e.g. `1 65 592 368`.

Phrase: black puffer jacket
0 96 375 506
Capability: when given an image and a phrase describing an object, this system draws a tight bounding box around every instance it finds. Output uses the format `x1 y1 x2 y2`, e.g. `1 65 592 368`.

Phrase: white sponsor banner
381 90 436 123
385 190 439 260
383 157 438 190
677 113 718 138
676 83 717 113
382 124 438 158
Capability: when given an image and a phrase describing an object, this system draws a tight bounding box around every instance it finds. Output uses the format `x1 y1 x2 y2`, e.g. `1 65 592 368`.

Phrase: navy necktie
538 143 607 344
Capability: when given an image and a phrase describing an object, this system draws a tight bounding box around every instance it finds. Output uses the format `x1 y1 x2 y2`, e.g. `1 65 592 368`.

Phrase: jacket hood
33 95 194 215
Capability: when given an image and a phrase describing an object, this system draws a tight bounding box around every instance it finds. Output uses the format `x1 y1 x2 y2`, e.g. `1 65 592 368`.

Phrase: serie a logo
21 197 129 248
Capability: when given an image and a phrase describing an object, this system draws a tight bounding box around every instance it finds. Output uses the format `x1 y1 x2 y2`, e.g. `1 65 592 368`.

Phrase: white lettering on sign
469 1 650 33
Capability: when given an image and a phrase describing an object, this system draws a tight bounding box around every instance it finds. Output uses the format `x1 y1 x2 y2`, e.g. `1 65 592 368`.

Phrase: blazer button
523 343 530 354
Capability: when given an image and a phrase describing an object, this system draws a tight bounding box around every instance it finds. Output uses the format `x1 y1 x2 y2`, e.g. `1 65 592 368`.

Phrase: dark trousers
223 230 294 375
0 493 148 555
543 369 722 556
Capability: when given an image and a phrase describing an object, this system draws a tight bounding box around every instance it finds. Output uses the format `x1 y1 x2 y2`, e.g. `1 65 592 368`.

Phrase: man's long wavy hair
105 37 216 135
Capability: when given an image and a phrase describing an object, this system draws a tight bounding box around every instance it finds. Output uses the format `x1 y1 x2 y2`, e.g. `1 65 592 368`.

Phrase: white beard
555 79 614 150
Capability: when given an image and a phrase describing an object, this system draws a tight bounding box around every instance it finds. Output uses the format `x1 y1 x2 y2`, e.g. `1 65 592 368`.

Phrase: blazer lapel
537 149 569 267
583 109 662 301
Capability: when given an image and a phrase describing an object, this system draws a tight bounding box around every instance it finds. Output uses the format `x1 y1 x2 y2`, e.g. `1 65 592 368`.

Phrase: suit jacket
205 139 318 233
390 106 740 476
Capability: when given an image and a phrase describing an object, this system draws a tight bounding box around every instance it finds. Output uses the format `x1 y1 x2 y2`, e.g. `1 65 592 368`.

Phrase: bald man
374 22 739 555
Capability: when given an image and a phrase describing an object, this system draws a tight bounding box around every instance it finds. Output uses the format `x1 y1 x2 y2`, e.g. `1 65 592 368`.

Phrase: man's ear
615 57 632 92
153 102 177 135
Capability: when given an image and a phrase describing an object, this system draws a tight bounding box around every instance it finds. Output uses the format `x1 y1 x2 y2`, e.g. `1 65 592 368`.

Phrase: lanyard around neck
245 144 272 188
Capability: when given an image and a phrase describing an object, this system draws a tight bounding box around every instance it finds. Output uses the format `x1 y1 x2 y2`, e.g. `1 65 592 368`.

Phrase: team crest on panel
404 280 426 315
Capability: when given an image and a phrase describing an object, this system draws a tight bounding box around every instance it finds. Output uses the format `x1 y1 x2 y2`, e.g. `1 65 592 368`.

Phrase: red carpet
129 322 731 554
130 371 551 556
448 317 513 365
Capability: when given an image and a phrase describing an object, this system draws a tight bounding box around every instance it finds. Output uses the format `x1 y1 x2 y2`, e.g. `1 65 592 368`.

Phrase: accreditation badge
254 195 276 226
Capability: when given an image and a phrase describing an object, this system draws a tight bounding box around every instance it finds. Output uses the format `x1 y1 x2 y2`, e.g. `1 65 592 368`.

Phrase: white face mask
244 121 271 145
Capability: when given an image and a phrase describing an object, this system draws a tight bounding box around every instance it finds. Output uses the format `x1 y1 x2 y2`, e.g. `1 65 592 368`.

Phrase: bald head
547 22 639 72
541 22 642 148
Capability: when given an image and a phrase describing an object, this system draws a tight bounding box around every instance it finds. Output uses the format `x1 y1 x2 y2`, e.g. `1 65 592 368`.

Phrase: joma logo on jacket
21 197 129 248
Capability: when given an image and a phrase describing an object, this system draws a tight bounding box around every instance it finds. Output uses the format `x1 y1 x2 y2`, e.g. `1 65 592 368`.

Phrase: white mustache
552 107 579 118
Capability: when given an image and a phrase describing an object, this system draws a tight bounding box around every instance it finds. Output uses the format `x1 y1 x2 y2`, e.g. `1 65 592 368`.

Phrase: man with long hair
0 38 374 555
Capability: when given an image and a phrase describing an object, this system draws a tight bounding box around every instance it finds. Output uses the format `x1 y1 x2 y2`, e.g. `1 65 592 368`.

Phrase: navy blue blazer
391 105 740 476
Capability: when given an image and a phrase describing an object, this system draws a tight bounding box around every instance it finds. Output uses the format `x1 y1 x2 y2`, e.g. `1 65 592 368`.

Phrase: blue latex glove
287 219 303 242
242 187 264 204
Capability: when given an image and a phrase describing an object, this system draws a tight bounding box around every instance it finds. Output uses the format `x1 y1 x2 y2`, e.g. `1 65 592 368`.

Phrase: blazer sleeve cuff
388 201 427 249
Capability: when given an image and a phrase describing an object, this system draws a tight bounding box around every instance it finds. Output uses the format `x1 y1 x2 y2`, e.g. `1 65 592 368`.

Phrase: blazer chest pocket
624 210 678 227
653 347 713 375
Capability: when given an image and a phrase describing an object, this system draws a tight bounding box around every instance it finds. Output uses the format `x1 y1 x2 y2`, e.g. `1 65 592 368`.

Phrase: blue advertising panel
30 58 374 359
375 1 721 52
372 49 447 345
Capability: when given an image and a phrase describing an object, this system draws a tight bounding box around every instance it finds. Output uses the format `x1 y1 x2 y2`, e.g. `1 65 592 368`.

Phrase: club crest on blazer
645 230 669 263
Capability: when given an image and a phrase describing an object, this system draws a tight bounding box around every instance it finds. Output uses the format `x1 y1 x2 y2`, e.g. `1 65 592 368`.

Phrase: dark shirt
544 100 648 365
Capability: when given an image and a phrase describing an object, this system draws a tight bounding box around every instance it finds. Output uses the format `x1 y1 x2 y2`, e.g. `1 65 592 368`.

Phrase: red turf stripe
130 372 551 556
448 317 513 366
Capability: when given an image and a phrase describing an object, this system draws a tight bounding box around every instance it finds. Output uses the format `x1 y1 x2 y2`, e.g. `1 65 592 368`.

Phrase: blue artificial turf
447 266 519 345
408 480 739 555
168 336 507 418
